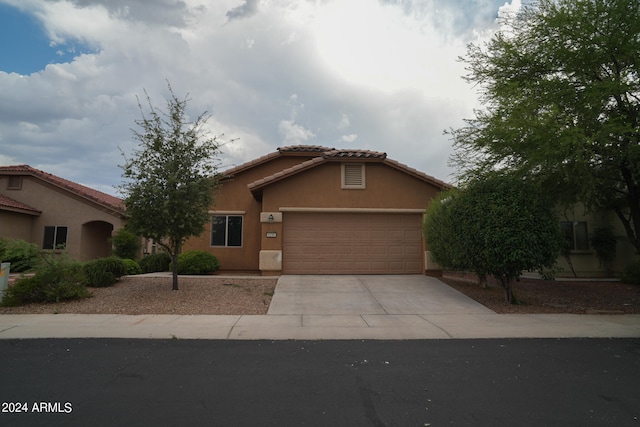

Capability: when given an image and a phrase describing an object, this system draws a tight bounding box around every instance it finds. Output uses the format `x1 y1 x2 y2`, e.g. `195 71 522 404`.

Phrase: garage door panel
283 212 423 274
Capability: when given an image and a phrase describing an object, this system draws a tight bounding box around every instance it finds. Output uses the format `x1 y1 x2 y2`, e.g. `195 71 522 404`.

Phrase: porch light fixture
268 214 274 223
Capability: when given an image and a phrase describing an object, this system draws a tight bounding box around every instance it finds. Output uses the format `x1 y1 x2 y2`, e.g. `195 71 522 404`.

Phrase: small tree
119 83 223 290
425 174 563 303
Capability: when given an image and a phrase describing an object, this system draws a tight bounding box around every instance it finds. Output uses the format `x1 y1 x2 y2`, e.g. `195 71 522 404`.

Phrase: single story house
554 204 637 278
0 165 126 262
183 145 451 275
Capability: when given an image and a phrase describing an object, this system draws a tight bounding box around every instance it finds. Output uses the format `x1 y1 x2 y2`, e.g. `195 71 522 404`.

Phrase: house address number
266 232 277 238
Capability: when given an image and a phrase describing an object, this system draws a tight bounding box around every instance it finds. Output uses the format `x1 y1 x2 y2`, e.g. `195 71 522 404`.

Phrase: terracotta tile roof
222 145 451 191
247 147 451 192
0 165 125 214
277 145 335 153
222 151 282 177
322 149 387 160
383 158 452 190
0 193 41 215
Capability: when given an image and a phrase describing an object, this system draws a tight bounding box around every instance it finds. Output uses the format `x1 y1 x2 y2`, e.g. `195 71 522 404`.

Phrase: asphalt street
0 338 638 426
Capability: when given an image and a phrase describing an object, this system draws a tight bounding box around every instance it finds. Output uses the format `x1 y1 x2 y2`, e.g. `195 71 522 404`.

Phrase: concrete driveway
267 275 495 315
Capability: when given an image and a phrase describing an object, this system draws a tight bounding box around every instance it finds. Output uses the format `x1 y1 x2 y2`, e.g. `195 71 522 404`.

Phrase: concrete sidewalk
1 274 639 340
1 312 639 339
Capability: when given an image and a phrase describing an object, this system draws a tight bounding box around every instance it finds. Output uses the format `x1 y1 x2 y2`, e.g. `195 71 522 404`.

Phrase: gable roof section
246 146 451 194
0 193 41 215
0 165 125 214
222 145 337 180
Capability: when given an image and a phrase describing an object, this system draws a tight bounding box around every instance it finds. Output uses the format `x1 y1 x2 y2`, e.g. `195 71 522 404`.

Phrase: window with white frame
43 226 68 250
211 215 243 247
341 163 365 189
560 221 589 251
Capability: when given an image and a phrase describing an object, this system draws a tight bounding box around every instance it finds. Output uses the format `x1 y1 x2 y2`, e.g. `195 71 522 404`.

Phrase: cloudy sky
0 0 521 196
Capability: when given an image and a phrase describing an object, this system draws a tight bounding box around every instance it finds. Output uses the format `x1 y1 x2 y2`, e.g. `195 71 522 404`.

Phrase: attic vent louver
342 163 365 189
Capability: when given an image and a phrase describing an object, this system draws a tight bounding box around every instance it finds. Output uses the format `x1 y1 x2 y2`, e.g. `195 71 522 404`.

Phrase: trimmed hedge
176 251 220 275
139 252 172 273
122 258 142 275
83 257 127 288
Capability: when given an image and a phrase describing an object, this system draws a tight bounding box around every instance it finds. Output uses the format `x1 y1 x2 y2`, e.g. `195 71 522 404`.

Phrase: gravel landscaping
1 273 638 315
440 275 640 314
0 275 277 315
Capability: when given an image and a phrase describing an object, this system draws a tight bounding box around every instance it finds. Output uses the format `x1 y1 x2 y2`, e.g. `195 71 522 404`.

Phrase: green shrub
83 257 127 288
122 258 142 275
621 258 640 285
175 251 220 275
1 253 89 306
111 228 141 260
0 238 41 272
138 252 172 273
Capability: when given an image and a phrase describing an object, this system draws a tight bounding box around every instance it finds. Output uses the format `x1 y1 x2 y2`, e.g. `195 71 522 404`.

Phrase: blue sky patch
0 3 94 75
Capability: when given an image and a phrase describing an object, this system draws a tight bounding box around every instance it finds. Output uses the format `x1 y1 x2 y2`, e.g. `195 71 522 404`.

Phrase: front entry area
282 212 423 274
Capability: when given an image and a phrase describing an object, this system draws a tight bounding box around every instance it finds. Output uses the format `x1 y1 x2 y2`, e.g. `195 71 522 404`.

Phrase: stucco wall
183 156 317 272
0 211 35 241
184 158 444 273
1 176 125 261
261 162 439 211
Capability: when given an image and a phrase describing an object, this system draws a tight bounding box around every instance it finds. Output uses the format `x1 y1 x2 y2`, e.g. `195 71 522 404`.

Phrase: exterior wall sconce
268 214 274 223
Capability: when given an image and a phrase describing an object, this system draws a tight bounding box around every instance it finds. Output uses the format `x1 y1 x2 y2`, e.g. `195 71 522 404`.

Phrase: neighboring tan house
554 204 637 278
183 145 451 275
0 165 126 262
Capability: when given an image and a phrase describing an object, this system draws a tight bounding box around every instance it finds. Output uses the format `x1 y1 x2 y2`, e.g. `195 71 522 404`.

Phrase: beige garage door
283 212 423 274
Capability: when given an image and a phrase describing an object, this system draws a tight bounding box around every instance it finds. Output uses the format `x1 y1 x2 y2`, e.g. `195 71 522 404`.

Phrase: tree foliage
424 174 563 303
119 83 223 290
450 0 640 253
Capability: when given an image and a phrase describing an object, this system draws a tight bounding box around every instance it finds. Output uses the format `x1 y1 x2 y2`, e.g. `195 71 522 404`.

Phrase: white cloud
341 134 358 143
278 119 316 145
0 0 510 194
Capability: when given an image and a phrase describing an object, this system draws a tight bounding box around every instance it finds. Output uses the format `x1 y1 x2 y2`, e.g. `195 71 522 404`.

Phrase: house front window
560 221 589 251
211 215 243 247
43 226 68 250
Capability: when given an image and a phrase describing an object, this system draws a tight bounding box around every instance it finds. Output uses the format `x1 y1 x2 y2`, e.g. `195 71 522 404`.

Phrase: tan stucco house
554 204 637 278
183 145 451 275
0 165 126 262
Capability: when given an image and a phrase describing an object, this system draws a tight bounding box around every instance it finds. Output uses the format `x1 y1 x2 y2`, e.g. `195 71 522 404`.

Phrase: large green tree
119 84 223 290
450 0 640 252
424 174 563 303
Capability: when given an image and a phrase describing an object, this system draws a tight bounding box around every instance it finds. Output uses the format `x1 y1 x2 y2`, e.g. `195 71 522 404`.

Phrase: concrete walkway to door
268 275 494 315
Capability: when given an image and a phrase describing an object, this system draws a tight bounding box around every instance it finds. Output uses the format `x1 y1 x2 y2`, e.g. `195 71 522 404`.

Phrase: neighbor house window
342 163 365 189
560 221 589 251
211 215 243 247
43 226 68 250
7 176 22 189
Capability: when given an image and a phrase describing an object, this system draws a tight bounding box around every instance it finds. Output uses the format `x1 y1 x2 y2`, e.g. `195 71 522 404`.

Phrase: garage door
283 212 423 274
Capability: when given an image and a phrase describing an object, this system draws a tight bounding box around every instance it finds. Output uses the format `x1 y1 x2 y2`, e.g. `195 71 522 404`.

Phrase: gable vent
342 163 365 189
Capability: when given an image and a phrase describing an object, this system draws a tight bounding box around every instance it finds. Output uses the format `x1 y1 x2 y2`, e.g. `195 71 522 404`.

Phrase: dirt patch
440 274 640 314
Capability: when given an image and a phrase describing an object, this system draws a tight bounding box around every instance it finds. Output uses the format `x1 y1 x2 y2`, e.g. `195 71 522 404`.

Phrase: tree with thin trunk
119 83 223 290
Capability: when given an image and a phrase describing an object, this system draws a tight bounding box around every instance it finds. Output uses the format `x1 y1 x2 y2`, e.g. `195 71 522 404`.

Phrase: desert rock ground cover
1 274 638 315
